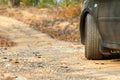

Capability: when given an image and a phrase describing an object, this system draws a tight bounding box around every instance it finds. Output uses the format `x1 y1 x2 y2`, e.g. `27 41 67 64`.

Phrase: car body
80 0 120 59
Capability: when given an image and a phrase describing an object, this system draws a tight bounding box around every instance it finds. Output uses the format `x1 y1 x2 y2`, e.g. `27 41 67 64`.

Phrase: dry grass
55 3 82 18
0 3 82 43
0 37 15 47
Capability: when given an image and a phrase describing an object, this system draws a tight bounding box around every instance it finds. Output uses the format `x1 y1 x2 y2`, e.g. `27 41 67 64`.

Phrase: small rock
60 65 68 68
9 59 19 64
15 76 27 80
95 62 105 65
101 63 105 65
1 73 17 80
5 62 12 67
2 57 7 59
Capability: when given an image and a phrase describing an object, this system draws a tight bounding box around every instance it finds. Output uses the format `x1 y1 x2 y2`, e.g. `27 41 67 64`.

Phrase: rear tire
85 14 103 60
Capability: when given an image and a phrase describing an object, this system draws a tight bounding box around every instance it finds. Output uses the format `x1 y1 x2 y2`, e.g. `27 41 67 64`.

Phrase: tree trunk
8 0 20 8
34 0 39 6
8 0 14 7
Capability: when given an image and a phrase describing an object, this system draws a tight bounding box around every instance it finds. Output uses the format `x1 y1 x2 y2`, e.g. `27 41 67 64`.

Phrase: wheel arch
80 10 98 44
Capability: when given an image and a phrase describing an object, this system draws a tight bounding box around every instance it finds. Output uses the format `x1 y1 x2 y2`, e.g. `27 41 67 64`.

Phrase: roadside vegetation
0 0 83 7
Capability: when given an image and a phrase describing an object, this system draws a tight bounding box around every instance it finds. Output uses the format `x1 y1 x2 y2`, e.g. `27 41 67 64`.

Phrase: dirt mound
26 4 81 42
30 17 80 42
0 3 82 43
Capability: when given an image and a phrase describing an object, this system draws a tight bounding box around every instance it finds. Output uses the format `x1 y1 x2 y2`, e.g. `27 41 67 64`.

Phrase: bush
0 0 83 7
0 0 7 5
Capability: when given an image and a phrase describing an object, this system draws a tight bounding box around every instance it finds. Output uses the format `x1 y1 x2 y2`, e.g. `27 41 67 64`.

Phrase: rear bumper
98 17 120 48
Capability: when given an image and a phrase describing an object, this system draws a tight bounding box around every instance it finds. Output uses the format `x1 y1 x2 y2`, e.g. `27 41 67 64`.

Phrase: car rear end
98 0 120 49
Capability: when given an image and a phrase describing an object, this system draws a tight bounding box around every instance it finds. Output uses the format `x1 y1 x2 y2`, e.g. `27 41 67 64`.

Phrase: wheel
85 14 103 60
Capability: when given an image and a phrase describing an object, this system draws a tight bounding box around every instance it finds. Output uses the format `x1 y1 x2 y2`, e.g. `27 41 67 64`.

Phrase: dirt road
1 16 120 80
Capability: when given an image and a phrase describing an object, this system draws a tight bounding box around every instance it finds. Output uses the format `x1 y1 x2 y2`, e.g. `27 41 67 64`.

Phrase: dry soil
0 8 120 80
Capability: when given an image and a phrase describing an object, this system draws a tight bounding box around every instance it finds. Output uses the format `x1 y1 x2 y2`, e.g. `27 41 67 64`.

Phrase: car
80 0 120 60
